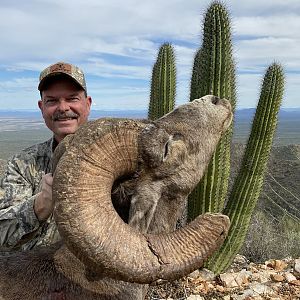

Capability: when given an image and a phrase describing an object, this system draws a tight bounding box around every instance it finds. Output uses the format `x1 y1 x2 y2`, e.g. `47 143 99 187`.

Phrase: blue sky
0 0 299 110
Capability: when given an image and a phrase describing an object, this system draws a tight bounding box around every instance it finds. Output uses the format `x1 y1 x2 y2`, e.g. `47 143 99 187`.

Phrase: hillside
0 159 5 178
229 143 300 219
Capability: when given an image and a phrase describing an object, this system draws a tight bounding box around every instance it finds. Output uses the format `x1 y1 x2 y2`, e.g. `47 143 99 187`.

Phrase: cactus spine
148 43 176 120
188 1 237 219
207 63 285 273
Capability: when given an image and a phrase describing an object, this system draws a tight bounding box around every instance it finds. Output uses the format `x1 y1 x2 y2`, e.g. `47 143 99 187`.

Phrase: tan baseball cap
38 62 87 92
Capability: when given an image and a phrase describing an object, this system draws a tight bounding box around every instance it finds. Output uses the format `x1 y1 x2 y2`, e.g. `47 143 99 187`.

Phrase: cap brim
38 72 86 92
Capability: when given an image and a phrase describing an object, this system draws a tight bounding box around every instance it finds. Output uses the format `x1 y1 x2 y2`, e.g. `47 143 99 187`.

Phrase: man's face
38 78 92 143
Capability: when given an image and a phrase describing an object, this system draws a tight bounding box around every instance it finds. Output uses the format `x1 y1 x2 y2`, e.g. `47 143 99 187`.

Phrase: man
0 62 92 251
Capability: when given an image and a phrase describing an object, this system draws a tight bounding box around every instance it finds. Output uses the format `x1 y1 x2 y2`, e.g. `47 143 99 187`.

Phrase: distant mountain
233 108 300 146
0 109 147 119
0 108 299 156
0 110 42 118
235 108 300 121
1 108 299 120
90 110 147 119
280 107 300 112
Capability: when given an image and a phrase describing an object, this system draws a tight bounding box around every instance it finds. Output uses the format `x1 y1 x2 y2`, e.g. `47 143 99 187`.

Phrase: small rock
235 269 252 286
198 268 216 281
207 282 214 290
219 273 238 288
188 270 200 279
289 280 300 286
294 258 300 278
285 272 297 282
251 270 269 283
265 259 288 271
215 284 225 292
237 288 255 298
283 256 294 265
270 273 285 282
187 295 205 300
248 263 259 273
192 281 210 294
260 264 268 270
230 254 249 271
249 282 274 296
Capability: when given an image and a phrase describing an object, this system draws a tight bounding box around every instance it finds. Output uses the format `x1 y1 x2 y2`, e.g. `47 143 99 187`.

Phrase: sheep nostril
211 96 220 105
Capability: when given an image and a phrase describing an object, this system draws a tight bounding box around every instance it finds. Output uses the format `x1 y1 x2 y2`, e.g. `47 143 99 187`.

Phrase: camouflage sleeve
0 156 41 249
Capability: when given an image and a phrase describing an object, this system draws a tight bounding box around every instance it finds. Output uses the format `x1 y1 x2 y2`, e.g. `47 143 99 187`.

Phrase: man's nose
57 99 70 111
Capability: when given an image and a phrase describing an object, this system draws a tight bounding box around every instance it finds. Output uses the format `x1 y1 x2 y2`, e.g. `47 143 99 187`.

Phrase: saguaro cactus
148 43 176 120
207 63 285 273
188 1 237 218
187 1 285 273
147 1 285 274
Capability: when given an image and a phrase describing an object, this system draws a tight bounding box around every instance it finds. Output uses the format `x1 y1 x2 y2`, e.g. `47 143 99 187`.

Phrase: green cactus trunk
207 63 285 273
188 1 237 219
148 43 176 120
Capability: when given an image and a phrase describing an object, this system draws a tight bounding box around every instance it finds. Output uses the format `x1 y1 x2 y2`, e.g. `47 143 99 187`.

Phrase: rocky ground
146 256 300 300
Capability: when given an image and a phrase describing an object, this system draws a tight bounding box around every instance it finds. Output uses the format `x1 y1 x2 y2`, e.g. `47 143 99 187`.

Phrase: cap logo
50 63 72 74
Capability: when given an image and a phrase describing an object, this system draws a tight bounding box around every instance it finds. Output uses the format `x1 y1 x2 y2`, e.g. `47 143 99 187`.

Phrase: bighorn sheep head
52 95 232 284
129 95 232 233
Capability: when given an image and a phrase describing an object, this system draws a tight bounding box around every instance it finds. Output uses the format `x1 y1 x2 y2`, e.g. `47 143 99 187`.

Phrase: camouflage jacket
0 138 61 251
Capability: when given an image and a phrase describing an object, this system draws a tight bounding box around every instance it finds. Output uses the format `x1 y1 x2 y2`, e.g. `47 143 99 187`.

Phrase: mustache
52 111 79 121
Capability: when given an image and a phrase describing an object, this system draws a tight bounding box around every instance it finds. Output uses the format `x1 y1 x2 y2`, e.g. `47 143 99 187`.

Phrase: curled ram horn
0 95 232 299
53 95 232 283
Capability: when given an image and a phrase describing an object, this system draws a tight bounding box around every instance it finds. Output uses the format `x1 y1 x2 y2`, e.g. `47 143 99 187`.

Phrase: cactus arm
188 1 236 219
207 63 285 273
148 43 176 120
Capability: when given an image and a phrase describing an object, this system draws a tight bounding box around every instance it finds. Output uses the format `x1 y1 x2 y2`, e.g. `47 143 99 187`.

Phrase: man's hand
34 173 54 221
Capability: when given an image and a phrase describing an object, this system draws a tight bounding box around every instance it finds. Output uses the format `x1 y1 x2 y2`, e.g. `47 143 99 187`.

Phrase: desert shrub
241 210 300 262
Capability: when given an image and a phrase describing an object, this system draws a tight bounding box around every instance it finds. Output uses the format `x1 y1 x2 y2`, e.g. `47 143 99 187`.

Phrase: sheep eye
163 141 169 160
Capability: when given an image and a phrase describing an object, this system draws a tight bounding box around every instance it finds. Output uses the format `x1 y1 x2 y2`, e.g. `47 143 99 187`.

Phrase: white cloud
236 37 300 72
234 15 300 38
0 0 299 109
0 77 36 91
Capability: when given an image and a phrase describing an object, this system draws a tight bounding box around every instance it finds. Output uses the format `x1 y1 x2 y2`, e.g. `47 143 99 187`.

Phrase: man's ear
38 100 43 112
86 96 92 110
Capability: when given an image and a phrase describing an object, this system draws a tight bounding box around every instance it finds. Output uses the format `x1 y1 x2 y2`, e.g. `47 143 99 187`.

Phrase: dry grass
241 210 300 263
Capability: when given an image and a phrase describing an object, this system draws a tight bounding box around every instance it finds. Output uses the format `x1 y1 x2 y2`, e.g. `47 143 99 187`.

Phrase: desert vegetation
234 144 300 262
242 210 300 263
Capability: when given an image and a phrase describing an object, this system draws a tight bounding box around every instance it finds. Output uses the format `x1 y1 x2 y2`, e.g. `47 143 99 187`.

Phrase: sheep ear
163 139 188 170
139 126 170 168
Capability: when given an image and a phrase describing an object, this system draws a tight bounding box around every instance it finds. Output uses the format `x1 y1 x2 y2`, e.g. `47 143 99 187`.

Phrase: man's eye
68 97 80 102
45 99 57 105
